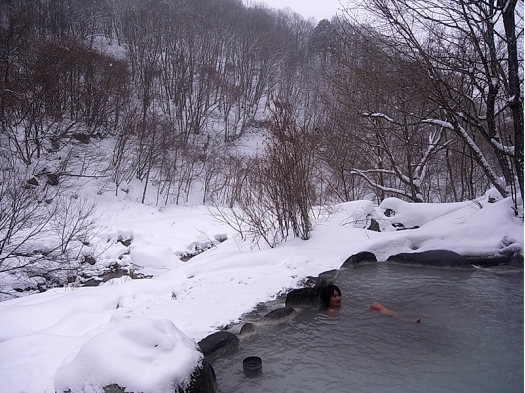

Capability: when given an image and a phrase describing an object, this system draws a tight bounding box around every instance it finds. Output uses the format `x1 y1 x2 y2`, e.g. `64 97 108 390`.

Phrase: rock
302 276 327 288
177 358 217 393
198 331 239 359
302 269 338 289
285 287 324 310
102 384 125 393
261 307 297 324
465 254 524 268
318 269 339 282
83 255 96 265
368 218 380 232
117 235 133 247
238 323 258 341
387 250 474 269
510 254 524 268
465 255 511 267
79 277 103 287
341 252 378 268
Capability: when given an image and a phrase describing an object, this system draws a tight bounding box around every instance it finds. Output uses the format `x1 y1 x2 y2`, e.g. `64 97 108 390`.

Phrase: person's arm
370 302 420 323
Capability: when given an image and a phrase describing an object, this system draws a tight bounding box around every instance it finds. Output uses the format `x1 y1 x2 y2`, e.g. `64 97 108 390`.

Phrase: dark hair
320 284 341 308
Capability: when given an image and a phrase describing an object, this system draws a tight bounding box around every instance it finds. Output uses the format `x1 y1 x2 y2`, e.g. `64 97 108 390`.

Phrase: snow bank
360 197 523 260
378 197 474 230
54 319 201 393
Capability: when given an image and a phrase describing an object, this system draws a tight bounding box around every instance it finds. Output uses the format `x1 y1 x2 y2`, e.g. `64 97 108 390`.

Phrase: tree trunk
500 0 524 202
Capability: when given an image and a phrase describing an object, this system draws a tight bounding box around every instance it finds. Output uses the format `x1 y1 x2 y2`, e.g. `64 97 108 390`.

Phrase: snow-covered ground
0 183 522 392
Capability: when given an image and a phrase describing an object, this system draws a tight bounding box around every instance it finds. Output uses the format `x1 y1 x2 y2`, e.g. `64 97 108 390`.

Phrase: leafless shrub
210 100 319 247
258 100 319 240
0 156 100 293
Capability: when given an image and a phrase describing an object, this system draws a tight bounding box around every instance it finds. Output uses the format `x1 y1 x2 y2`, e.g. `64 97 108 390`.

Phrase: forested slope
0 0 522 294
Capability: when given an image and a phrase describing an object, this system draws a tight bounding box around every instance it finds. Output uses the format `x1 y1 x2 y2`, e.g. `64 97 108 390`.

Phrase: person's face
328 290 342 309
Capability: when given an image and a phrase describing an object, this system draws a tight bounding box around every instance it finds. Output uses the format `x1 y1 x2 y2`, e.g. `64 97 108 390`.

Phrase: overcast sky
246 0 346 22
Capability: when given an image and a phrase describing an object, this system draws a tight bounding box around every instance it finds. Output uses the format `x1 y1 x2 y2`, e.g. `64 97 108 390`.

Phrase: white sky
247 0 346 21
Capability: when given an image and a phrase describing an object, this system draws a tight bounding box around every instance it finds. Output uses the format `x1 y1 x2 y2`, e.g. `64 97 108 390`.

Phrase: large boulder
387 250 474 269
341 251 378 269
198 331 239 359
285 286 324 310
286 268 340 310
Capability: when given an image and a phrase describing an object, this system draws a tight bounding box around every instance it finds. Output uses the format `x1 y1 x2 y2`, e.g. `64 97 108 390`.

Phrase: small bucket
243 356 262 375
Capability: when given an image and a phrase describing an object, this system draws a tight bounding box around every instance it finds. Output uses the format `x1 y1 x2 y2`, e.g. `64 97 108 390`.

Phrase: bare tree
0 155 99 291
352 0 523 206
323 22 457 203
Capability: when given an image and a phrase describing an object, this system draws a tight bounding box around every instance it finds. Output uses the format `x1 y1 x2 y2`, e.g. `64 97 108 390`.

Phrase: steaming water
211 264 523 393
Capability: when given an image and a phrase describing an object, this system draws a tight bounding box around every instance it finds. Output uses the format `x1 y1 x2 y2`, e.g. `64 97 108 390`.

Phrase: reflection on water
211 264 524 393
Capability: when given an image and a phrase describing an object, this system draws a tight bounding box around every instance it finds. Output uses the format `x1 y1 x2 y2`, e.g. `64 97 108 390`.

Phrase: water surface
211 264 524 393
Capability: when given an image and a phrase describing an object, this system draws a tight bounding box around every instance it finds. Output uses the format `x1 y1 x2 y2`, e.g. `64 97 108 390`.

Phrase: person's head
321 284 342 309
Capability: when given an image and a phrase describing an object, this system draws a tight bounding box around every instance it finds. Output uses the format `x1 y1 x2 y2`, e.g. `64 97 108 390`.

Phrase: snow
364 112 395 123
377 197 474 230
0 185 522 393
54 319 201 393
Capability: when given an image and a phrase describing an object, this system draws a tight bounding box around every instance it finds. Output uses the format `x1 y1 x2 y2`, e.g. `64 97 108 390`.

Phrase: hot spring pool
210 264 524 393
